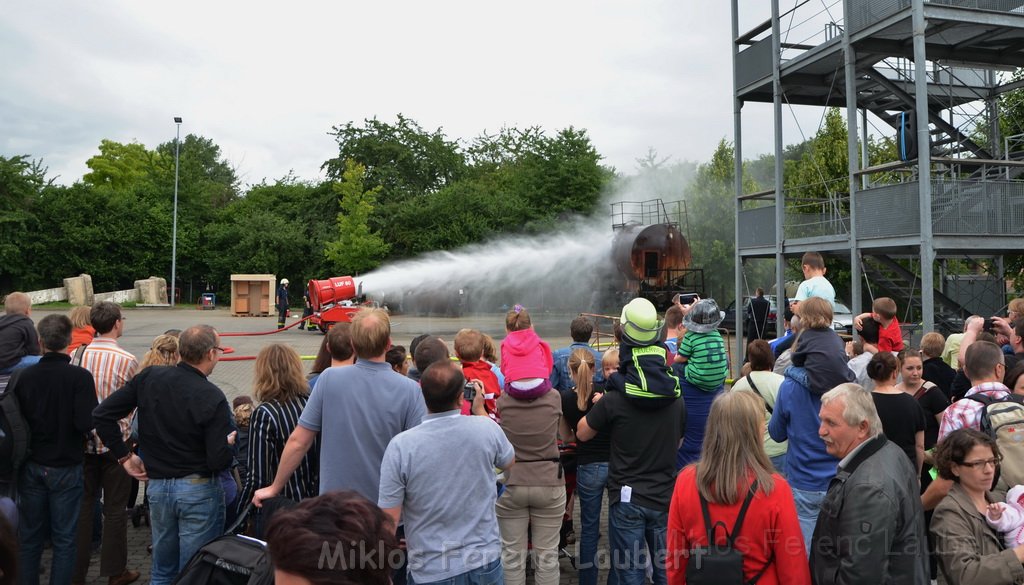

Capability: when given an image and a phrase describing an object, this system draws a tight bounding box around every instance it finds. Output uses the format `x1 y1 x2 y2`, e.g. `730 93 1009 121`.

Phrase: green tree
323 114 466 207
685 140 759 302
0 155 46 290
83 140 158 190
324 160 390 275
204 175 338 289
464 125 613 227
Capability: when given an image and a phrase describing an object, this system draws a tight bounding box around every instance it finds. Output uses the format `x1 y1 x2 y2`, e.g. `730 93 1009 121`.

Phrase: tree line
5 110 1005 307
0 116 615 302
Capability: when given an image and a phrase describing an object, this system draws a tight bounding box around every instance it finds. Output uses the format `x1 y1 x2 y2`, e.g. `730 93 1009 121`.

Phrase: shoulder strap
699 480 775 585
966 393 995 406
3 368 24 395
72 343 88 367
913 381 934 401
698 489 724 545
744 375 772 414
728 480 759 546
698 480 760 546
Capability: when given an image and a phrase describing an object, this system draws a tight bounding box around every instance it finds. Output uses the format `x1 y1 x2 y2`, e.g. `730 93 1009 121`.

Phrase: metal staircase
858 254 971 334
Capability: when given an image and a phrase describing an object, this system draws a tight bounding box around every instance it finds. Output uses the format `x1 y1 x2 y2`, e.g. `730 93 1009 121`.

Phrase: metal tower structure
731 0 1024 369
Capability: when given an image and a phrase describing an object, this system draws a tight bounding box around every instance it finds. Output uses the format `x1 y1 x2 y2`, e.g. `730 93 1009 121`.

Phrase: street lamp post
171 116 182 306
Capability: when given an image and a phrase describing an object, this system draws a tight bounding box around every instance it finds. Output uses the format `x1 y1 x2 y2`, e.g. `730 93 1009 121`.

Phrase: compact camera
463 382 476 401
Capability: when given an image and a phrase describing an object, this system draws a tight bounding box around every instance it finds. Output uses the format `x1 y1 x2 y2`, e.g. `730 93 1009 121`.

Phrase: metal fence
932 179 1024 235
856 183 921 238
736 38 774 89
849 0 1024 32
848 0 910 32
738 206 777 248
852 179 1024 236
784 196 851 239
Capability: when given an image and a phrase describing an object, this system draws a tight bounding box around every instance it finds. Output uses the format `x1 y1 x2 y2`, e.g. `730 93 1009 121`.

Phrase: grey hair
178 325 218 364
821 383 883 437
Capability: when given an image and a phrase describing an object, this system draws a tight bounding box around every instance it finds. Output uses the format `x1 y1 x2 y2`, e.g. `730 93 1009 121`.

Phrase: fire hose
216 315 319 362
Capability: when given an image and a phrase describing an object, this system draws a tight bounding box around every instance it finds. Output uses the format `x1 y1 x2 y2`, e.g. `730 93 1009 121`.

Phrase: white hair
821 383 883 437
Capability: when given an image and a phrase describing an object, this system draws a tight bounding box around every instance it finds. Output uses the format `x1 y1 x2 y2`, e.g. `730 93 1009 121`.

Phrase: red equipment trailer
306 276 362 332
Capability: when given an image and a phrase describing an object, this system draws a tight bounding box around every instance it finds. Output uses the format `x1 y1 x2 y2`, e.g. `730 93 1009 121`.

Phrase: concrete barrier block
64 274 94 306
25 287 67 305
95 289 140 304
134 277 168 305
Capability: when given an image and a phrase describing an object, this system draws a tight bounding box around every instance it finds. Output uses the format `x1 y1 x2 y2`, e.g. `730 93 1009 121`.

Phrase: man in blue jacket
768 300 854 553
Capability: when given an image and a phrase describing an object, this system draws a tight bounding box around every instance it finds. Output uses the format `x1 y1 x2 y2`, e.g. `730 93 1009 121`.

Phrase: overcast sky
1 1 829 187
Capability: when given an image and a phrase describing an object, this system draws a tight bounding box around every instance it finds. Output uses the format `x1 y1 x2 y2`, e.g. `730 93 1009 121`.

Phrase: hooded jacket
609 340 681 411
0 313 40 370
500 328 553 382
790 327 855 396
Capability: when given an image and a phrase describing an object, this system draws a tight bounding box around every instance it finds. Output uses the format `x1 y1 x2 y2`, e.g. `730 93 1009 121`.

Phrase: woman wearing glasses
931 428 1024 584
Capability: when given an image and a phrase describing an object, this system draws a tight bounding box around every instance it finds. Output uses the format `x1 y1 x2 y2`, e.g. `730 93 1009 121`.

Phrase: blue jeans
17 462 83 585
791 487 825 555
608 501 667 585
769 453 787 478
148 477 225 585
0 355 41 375
676 381 722 469
576 463 615 585
408 558 503 585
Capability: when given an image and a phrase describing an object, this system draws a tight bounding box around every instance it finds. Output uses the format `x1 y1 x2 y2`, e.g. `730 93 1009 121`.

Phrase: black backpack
0 370 30 484
174 504 274 585
686 480 773 585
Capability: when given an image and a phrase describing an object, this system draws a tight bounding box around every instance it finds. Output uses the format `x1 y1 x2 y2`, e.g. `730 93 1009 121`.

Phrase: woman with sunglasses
931 428 1024 584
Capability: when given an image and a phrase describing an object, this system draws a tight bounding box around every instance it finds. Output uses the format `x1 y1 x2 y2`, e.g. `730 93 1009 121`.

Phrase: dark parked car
721 296 779 338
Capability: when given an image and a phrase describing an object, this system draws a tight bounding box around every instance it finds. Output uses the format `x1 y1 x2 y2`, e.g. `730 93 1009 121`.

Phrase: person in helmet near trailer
276 278 290 329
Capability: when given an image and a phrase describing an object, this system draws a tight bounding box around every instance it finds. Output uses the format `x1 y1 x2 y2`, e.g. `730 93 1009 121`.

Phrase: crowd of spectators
6 257 1024 585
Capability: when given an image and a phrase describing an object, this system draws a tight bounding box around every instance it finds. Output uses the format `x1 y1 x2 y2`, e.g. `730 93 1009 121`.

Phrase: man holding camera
379 361 515 585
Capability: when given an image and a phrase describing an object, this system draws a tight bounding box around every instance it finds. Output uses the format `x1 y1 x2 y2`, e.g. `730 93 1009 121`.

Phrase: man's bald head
351 308 391 359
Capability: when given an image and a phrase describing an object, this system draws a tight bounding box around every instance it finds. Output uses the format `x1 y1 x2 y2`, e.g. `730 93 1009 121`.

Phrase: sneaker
108 570 140 585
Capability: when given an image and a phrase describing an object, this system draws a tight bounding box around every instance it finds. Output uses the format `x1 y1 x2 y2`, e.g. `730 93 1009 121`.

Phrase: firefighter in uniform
276 278 290 329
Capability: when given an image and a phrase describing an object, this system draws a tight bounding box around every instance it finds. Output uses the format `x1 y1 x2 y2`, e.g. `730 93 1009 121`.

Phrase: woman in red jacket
666 390 810 585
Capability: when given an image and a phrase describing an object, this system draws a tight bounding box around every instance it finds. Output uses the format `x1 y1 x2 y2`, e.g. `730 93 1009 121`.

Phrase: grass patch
34 301 76 309
36 300 140 309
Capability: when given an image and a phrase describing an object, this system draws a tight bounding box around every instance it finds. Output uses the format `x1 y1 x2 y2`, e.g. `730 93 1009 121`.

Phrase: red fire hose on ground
217 316 318 361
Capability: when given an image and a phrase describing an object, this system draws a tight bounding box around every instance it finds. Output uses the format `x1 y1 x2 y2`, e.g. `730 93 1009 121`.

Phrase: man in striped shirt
73 301 140 585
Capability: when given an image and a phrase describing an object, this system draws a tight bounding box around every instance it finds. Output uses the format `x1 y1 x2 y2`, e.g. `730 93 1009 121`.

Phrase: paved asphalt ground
33 306 610 585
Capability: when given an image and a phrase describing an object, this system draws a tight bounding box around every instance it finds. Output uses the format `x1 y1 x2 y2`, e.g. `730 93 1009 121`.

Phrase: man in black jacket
94 324 235 585
811 383 929 585
15 314 98 585
746 288 771 343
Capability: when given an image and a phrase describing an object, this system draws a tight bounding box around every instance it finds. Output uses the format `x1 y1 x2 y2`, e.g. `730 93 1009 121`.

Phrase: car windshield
834 302 851 314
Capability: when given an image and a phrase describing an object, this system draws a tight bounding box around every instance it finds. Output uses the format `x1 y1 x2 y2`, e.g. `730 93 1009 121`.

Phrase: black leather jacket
810 434 930 585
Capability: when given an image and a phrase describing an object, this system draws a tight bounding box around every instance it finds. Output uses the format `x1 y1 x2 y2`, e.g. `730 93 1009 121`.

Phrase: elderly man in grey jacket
810 383 929 585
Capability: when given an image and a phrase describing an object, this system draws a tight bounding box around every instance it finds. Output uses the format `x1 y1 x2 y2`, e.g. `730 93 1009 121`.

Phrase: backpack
686 480 773 585
0 370 30 484
966 393 1024 488
174 503 274 585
